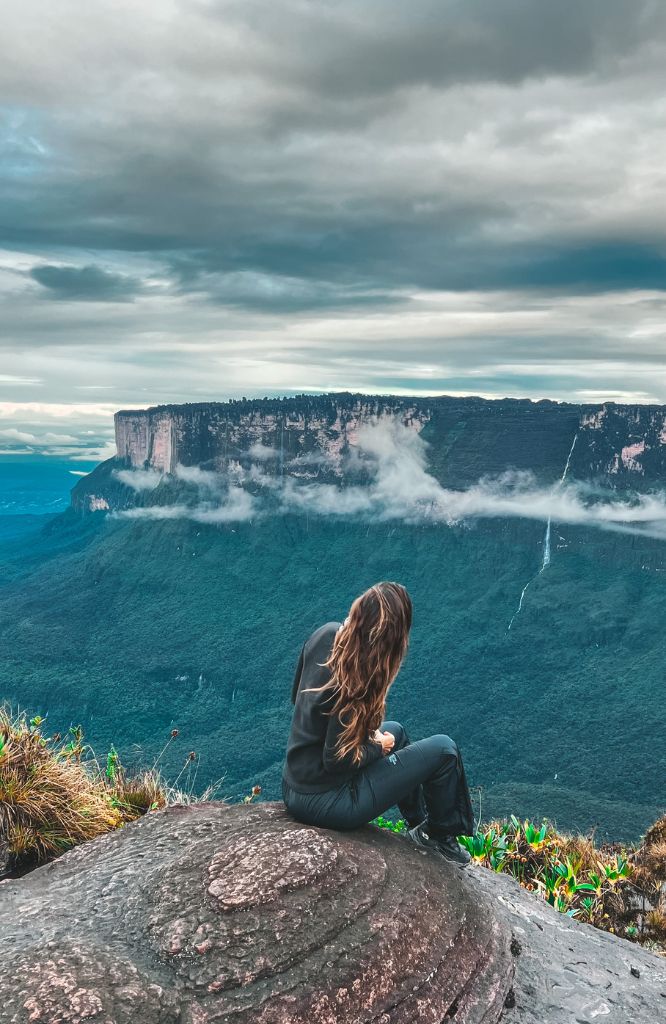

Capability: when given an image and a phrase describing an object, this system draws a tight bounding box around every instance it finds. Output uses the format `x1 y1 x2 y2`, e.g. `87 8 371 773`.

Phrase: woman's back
283 621 383 793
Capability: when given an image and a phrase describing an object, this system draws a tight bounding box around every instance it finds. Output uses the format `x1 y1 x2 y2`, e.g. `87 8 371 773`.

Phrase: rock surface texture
2 803 664 1023
0 803 513 1024
469 868 666 1023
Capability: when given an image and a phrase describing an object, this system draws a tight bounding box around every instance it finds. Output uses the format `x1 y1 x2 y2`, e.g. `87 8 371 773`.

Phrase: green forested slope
0 511 664 840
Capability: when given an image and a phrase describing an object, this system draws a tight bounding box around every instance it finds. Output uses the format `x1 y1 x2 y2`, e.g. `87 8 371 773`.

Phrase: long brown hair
323 581 412 764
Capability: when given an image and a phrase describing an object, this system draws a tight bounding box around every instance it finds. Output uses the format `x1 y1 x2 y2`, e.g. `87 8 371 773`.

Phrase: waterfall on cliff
508 431 578 630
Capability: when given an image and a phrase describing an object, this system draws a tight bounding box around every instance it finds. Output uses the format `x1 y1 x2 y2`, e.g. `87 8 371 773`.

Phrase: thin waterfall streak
560 432 578 484
542 518 552 570
508 546 549 630
508 430 578 630
508 578 533 630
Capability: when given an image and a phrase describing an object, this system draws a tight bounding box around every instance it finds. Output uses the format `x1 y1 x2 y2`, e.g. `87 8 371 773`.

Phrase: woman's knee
431 733 459 762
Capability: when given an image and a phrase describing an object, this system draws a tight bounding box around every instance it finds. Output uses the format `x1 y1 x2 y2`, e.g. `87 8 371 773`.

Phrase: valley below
1 393 665 841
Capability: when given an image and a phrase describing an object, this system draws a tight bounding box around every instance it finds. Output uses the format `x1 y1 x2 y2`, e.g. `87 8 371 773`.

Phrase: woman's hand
373 729 395 754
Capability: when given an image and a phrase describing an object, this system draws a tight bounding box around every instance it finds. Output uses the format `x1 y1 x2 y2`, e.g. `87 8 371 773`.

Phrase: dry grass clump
632 814 666 897
109 769 168 821
0 708 226 877
629 813 666 948
0 708 122 873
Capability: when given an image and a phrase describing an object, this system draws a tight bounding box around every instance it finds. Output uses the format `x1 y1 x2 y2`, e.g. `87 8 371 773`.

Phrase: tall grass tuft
0 707 122 873
0 707 227 877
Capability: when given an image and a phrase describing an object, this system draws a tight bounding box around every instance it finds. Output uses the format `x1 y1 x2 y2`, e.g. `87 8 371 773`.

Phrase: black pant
282 720 475 838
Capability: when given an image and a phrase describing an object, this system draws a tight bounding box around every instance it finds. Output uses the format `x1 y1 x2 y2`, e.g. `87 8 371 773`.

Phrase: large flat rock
0 802 513 1023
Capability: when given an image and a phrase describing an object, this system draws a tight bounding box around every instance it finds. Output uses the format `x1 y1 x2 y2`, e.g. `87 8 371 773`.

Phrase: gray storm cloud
113 421 666 540
2 0 666 438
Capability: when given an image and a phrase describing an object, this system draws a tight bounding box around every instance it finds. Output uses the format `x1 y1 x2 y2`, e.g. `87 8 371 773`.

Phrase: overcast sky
2 0 666 453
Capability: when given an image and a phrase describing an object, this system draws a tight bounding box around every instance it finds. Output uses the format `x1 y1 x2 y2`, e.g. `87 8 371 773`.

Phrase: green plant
459 828 509 868
599 853 632 884
575 896 598 922
105 745 119 782
373 815 407 834
62 725 85 762
535 856 595 914
523 820 549 850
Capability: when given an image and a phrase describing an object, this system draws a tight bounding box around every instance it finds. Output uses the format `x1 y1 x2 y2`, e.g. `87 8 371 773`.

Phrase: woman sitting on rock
282 581 474 865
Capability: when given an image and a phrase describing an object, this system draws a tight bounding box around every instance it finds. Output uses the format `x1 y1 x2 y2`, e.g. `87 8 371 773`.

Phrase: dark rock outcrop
0 802 513 1023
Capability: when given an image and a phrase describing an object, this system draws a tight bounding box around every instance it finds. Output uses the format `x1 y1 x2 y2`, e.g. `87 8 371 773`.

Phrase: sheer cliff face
72 393 666 512
114 397 430 475
115 411 160 470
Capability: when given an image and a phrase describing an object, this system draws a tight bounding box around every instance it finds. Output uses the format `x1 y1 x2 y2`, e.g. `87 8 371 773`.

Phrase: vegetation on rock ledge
0 709 219 877
374 814 666 954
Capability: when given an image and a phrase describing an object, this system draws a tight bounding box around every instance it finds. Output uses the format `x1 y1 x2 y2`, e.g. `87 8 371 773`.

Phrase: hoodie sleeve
290 642 306 705
322 710 384 773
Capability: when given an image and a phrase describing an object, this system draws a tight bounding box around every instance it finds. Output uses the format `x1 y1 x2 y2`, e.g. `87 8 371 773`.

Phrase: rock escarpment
0 803 513 1023
72 392 666 512
113 394 430 476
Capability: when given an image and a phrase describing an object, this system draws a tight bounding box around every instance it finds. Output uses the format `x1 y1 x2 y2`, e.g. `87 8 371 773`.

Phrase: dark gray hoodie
283 621 384 793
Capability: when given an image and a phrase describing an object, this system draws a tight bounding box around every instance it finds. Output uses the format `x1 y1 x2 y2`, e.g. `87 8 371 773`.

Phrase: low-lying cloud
0 427 79 445
114 468 164 492
248 442 279 462
118 486 255 524
112 421 666 540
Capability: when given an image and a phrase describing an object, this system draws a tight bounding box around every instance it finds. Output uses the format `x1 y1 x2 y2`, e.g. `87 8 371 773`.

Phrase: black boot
407 824 471 867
